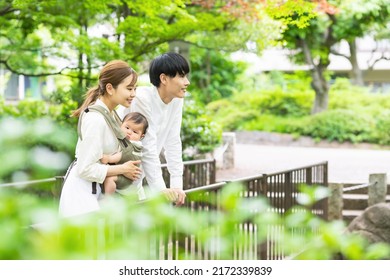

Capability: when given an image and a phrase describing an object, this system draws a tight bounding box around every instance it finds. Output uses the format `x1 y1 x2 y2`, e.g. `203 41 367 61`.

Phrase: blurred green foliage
1 182 390 260
0 117 76 184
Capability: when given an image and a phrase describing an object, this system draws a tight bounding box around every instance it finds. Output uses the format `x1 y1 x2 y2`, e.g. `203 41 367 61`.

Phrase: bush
231 89 313 117
329 79 390 115
372 110 390 145
241 114 303 134
256 89 312 117
181 100 222 159
301 109 374 143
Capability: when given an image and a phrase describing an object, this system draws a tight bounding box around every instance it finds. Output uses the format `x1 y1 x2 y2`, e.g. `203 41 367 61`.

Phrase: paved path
216 143 390 184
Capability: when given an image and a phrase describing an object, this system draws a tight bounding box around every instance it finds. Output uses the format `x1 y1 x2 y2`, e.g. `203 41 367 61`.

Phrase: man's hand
161 188 186 206
172 188 186 206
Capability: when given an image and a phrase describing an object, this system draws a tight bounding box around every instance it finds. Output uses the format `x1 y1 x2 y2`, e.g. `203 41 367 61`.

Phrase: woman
59 60 142 217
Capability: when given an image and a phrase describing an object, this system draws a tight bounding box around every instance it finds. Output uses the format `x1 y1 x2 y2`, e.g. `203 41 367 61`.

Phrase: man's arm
164 99 184 190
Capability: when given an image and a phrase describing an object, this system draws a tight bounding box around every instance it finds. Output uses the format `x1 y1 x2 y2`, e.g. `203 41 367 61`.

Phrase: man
121 52 189 205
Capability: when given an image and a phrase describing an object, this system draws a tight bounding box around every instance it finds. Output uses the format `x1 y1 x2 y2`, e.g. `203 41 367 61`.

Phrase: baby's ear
140 134 145 140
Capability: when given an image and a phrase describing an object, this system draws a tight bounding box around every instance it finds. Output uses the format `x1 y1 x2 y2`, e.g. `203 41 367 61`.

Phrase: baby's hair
123 112 149 134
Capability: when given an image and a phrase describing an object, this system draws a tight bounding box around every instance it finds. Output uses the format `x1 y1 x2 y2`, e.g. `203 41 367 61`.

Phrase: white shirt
120 86 184 192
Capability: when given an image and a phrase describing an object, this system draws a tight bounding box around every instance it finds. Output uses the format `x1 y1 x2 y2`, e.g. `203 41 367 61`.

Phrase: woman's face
112 74 137 108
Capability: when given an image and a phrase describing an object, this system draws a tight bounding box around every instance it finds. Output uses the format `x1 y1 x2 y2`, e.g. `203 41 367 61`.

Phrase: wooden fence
162 158 216 190
150 161 329 260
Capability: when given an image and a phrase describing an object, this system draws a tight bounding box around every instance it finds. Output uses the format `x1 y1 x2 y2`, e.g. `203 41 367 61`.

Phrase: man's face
166 73 190 99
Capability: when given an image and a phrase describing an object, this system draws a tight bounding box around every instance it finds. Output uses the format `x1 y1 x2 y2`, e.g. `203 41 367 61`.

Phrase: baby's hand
109 152 122 164
100 154 110 164
101 152 122 164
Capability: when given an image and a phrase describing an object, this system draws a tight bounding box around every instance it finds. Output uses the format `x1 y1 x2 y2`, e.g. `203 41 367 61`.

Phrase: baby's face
121 120 144 141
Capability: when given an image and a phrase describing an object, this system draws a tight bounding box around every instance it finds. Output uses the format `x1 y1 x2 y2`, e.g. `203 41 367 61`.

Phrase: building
232 37 390 93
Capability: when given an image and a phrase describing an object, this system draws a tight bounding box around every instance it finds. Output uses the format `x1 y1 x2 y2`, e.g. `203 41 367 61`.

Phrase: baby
101 112 148 194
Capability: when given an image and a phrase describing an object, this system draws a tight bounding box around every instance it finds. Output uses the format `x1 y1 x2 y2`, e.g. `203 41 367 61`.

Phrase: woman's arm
77 112 141 183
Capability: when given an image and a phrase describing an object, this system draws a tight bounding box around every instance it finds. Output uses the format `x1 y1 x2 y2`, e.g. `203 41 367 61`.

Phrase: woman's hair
149 52 190 87
123 112 149 134
72 60 138 117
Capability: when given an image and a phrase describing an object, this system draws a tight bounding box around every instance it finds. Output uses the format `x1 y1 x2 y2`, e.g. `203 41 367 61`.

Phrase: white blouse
75 99 119 183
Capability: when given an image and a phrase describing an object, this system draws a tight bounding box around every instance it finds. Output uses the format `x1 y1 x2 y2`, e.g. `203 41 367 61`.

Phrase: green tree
189 49 246 104
330 0 390 86
279 0 390 113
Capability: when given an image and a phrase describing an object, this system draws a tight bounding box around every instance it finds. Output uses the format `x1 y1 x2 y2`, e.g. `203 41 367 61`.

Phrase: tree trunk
205 51 211 103
348 39 365 86
311 77 329 114
300 38 329 114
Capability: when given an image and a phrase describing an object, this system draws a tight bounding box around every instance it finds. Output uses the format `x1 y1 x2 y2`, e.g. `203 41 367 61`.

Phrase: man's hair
149 52 190 87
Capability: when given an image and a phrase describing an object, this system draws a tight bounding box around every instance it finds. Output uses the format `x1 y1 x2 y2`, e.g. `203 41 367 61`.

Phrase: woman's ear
106 83 114 95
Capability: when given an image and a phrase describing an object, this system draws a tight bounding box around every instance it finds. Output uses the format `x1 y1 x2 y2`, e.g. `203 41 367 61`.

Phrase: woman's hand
122 160 142 181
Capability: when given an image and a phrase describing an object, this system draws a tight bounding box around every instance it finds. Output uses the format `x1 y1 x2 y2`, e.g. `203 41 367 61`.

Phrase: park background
1 0 390 260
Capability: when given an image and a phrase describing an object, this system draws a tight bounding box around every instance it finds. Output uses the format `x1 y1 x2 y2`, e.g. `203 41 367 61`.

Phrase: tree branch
0 59 101 80
330 48 350 60
0 4 18 16
368 54 390 70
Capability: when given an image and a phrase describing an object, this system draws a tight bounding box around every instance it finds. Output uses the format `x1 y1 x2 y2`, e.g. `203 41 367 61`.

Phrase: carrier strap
77 104 129 149
91 182 105 194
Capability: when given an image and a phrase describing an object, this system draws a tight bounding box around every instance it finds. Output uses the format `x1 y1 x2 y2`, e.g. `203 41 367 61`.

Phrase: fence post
368 173 387 206
222 132 236 169
327 183 343 220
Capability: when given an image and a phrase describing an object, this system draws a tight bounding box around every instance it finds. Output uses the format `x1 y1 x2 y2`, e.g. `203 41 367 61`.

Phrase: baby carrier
78 104 142 194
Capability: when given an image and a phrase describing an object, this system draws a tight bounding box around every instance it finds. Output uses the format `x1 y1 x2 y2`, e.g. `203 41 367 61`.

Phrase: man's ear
159 73 167 85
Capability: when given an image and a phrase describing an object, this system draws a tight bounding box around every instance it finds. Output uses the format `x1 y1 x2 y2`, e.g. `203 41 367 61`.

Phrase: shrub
181 100 222 159
241 114 303 134
301 109 374 143
256 89 312 117
231 89 313 117
372 110 390 145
